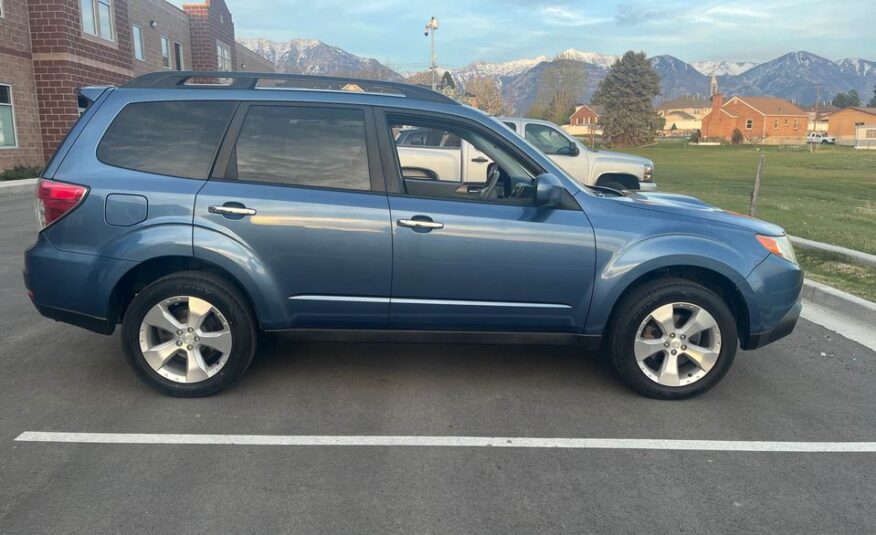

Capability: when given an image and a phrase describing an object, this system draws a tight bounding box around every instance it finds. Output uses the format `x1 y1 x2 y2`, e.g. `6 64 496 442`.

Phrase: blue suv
24 72 802 399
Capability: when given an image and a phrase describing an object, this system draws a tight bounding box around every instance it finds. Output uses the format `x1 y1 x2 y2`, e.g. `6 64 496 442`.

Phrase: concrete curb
0 178 38 198
791 235 876 270
802 279 876 327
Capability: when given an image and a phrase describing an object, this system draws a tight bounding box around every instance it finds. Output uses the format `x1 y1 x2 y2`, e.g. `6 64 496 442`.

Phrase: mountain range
238 39 876 111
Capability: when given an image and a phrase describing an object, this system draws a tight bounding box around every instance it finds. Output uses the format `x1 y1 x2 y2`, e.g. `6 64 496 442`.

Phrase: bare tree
527 60 586 125
464 76 505 116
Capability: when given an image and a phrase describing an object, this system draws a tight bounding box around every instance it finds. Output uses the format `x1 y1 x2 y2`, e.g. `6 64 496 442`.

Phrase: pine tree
440 71 456 91
869 87 876 107
592 51 661 147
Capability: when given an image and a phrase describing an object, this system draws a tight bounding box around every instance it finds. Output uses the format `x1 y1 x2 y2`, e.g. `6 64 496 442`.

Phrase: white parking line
14 432 876 452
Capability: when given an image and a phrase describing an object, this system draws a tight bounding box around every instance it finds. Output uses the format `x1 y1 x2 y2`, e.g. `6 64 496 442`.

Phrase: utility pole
812 83 821 153
424 16 439 91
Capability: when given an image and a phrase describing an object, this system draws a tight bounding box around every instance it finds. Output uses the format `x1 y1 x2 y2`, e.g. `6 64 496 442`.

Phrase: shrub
0 165 42 181
689 129 701 143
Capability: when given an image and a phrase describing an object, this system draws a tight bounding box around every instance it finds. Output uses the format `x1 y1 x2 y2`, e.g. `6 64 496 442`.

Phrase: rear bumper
24 234 132 335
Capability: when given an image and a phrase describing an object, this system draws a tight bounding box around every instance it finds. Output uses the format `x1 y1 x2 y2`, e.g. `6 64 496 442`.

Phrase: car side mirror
535 173 564 208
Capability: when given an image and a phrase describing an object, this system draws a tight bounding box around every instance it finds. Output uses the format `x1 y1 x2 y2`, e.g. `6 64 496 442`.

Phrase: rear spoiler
78 85 113 110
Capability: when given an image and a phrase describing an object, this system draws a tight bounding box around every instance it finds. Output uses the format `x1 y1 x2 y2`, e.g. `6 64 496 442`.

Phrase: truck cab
499 117 656 191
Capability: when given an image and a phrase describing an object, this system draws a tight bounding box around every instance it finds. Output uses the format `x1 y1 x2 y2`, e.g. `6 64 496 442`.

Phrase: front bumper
743 298 801 350
637 181 657 192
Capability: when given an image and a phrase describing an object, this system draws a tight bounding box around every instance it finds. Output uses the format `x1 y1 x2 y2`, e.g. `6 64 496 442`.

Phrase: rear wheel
121 272 257 397
607 278 738 399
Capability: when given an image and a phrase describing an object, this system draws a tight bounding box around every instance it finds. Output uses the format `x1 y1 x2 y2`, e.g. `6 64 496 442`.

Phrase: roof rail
122 71 458 105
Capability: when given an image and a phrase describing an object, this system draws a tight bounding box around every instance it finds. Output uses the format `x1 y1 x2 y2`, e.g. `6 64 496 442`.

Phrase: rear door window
98 100 235 179
227 106 372 191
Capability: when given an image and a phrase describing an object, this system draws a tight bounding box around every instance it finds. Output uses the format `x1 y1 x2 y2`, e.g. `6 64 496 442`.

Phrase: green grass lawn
616 142 876 255
796 249 876 303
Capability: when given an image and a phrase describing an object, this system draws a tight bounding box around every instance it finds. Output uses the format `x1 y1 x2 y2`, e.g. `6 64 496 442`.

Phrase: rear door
194 103 392 329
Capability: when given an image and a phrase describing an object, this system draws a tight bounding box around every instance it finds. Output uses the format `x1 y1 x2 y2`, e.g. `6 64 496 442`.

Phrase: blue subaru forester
24 72 803 399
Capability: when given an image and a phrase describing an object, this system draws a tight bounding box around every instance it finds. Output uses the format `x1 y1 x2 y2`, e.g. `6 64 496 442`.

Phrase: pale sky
181 0 876 68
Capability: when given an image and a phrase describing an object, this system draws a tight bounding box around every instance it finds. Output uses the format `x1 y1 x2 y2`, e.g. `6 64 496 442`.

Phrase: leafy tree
868 86 876 107
464 76 505 116
526 60 586 125
832 89 862 108
690 129 701 143
592 51 661 147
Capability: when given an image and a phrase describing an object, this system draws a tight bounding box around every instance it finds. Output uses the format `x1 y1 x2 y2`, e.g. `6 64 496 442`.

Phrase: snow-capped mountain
237 38 402 81
554 49 618 69
237 39 875 110
691 60 758 76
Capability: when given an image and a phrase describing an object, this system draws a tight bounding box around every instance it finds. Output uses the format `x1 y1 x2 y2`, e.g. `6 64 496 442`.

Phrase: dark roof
662 110 697 120
657 95 710 110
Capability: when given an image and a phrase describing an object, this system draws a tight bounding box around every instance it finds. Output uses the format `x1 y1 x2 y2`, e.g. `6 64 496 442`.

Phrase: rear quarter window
97 100 235 179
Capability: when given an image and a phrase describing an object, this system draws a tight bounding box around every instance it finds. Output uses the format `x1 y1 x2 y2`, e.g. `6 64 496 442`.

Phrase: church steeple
709 67 719 97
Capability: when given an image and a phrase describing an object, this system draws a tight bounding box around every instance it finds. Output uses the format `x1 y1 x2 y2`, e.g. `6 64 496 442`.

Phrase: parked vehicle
396 117 656 192
808 132 836 144
500 117 655 191
24 72 802 399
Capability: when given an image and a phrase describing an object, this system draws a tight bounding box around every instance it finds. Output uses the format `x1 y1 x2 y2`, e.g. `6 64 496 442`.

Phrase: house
565 104 603 135
657 95 711 133
700 94 808 143
803 102 839 132
0 0 272 173
827 107 876 145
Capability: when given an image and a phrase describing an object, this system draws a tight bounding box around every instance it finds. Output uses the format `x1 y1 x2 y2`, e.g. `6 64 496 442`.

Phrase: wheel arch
602 265 751 346
596 172 639 190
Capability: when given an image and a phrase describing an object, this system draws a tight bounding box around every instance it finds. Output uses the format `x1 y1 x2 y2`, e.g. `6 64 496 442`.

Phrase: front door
194 103 392 328
381 112 596 332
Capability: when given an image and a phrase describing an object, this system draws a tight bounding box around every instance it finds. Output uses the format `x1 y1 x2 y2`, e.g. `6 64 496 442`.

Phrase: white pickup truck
395 117 656 191
807 132 836 144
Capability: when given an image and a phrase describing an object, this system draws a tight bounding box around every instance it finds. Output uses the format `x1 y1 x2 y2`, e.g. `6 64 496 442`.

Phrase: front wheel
607 278 738 399
121 272 258 397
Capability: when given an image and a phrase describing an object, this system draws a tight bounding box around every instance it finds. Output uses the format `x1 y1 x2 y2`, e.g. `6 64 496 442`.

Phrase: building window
794 119 799 130
160 37 171 69
0 84 16 148
81 0 114 41
773 119 779 129
217 42 232 71
783 118 789 126
173 43 184 70
745 119 753 130
132 25 144 60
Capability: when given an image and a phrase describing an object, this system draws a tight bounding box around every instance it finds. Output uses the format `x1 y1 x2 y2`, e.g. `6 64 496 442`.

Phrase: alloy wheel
634 302 722 387
138 296 233 384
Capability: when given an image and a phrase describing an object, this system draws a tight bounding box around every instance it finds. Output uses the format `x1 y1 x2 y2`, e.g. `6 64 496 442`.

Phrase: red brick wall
1 0 45 170
27 0 136 158
703 97 806 141
184 0 235 71
569 106 599 126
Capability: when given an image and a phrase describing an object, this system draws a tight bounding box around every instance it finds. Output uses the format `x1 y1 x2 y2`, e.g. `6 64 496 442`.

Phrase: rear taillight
35 179 87 229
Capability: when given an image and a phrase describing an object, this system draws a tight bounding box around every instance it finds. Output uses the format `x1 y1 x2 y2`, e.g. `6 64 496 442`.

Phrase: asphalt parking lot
1 194 874 533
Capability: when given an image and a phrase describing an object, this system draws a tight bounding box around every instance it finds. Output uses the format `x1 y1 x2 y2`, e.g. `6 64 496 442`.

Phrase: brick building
0 0 272 173
827 107 876 145
701 94 808 143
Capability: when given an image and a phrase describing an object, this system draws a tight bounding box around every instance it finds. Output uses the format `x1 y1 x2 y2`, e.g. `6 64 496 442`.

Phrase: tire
121 271 258 397
822 140 828 145
606 278 738 399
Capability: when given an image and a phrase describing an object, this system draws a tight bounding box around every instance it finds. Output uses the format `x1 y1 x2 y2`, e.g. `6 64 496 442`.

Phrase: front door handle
471 156 489 163
209 205 257 216
397 218 444 230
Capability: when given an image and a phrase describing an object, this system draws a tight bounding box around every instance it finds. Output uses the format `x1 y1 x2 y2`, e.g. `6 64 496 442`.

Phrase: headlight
643 164 653 182
756 234 797 265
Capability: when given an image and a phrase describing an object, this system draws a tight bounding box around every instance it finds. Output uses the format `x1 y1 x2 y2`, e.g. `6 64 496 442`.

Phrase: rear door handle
208 205 257 216
397 218 444 230
471 157 489 163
